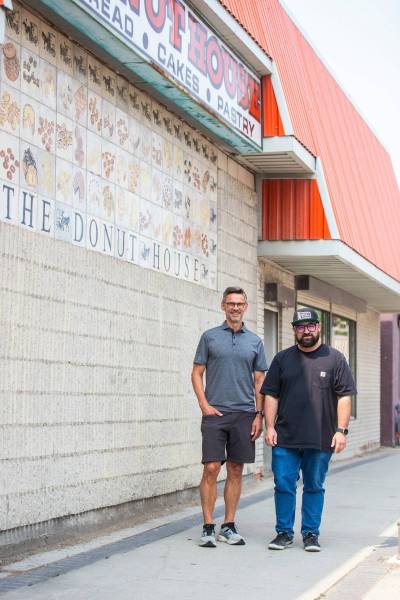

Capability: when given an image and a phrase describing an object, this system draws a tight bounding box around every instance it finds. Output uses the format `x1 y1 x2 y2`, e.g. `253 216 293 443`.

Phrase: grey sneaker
199 524 216 548
303 533 321 552
268 532 294 550
218 523 245 545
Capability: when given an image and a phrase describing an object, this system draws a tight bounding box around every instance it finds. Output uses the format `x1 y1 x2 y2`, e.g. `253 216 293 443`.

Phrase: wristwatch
255 410 264 417
336 427 349 435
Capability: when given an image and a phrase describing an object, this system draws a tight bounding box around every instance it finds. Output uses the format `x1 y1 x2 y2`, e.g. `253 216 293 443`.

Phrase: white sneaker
199 524 216 547
218 523 245 545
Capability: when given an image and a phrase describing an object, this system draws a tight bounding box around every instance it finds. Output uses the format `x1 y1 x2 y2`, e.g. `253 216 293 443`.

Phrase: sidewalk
0 448 399 599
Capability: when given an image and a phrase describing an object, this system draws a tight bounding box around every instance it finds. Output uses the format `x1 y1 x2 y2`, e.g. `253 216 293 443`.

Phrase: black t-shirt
260 344 357 452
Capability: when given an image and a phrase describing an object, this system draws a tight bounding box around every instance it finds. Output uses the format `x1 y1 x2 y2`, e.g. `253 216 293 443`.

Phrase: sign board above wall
74 0 262 147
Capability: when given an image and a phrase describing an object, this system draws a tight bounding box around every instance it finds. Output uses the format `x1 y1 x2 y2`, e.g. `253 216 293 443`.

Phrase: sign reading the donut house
75 0 262 147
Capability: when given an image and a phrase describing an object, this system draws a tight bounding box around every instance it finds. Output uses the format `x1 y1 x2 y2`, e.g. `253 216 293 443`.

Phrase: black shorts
201 412 256 464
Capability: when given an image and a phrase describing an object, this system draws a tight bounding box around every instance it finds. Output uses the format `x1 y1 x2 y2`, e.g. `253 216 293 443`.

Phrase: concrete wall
0 3 258 532
0 157 257 533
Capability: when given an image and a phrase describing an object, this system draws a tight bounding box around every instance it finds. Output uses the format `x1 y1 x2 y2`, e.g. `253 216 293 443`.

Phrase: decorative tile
5 4 22 42
152 132 163 169
162 210 174 246
115 148 129 189
87 56 102 94
151 168 163 205
161 174 173 210
116 76 129 112
57 34 73 75
54 201 73 242
0 84 21 135
40 59 56 110
55 114 73 161
172 117 183 144
138 197 152 236
21 47 40 99
162 138 173 171
37 104 56 153
56 157 73 205
127 83 141 118
1 39 21 89
141 125 151 163
87 173 102 217
115 109 129 148
115 186 138 231
173 144 183 181
73 46 87 84
127 155 140 194
150 202 162 240
72 168 86 211
21 9 40 53
172 181 183 216
73 83 87 125
172 216 183 250
140 95 152 124
101 141 116 182
100 179 115 221
87 90 102 134
38 149 55 198
129 116 141 155
139 160 151 199
20 142 38 189
101 99 115 141
102 66 116 103
151 100 163 131
86 131 102 176
39 22 57 65
138 235 152 268
20 95 38 142
57 71 74 117
73 124 86 169
0 132 20 184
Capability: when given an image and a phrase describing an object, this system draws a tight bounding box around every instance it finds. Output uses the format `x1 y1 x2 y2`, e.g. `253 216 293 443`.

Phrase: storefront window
332 315 357 417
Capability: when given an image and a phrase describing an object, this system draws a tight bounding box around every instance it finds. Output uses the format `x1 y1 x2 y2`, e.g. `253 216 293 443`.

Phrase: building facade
1 0 399 543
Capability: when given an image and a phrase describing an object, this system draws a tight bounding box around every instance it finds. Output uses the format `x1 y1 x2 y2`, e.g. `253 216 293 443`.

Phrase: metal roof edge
315 158 340 239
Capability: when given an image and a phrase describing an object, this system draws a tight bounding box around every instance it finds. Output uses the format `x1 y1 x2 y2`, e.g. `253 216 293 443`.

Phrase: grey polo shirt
193 322 268 412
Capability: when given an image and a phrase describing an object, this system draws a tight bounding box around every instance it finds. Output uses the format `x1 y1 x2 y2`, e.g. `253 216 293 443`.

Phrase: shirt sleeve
260 355 281 397
193 333 208 365
254 339 268 372
334 354 357 396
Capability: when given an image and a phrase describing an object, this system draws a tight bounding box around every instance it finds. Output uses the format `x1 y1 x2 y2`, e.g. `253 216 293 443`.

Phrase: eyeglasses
294 323 318 333
224 302 247 309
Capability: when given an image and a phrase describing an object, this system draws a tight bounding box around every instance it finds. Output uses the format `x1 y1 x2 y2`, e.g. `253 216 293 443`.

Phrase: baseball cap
292 307 320 326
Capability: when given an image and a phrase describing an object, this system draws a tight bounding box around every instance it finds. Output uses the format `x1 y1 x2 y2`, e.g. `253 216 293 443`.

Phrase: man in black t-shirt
261 307 356 552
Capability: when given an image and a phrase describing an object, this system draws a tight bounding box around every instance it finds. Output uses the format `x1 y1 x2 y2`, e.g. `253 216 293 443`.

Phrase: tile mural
0 2 218 289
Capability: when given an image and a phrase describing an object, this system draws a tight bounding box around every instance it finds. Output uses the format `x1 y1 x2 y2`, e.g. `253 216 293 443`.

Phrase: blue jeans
272 446 332 537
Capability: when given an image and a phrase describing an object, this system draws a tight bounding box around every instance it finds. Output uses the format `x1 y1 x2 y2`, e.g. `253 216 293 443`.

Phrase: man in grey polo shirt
192 286 267 548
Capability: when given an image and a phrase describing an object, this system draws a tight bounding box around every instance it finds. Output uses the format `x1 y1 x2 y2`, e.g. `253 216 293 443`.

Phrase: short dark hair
222 287 247 303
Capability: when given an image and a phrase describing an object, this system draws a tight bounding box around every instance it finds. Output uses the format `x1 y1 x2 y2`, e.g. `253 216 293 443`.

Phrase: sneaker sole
217 535 245 546
304 546 320 552
268 542 293 550
199 541 217 548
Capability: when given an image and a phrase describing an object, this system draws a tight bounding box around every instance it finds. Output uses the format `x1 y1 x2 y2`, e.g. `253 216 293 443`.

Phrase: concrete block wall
0 141 257 533
0 3 261 534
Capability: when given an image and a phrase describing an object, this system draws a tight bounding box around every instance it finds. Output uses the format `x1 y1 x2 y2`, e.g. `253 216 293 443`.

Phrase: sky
281 0 400 187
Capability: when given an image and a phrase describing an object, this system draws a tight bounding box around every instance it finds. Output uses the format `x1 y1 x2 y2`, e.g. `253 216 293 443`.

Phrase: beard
296 331 320 348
